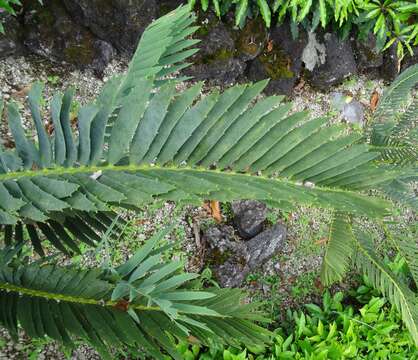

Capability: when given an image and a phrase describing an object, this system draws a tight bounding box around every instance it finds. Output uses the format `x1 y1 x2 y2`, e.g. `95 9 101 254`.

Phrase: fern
0 228 271 359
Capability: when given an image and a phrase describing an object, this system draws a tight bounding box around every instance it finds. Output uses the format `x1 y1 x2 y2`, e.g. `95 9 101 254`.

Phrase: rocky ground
0 51 408 359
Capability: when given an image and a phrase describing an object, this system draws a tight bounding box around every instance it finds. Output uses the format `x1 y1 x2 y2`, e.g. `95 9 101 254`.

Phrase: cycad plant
0 5 417 357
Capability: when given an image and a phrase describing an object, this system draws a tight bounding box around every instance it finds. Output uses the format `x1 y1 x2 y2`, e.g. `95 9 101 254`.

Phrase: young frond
367 64 417 211
0 228 271 359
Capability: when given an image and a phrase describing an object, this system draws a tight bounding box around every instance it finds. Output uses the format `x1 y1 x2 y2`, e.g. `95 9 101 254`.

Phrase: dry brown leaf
113 299 130 312
46 122 54 135
12 85 31 99
267 39 274 53
315 237 328 245
210 200 222 223
315 277 325 291
370 90 380 112
187 335 200 344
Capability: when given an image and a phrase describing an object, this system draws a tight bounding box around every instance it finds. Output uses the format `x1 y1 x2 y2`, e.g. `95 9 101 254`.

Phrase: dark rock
245 224 286 268
203 225 247 288
247 22 307 95
381 43 418 81
381 42 400 81
354 33 383 73
185 57 246 85
0 14 25 59
203 223 286 287
401 46 418 72
158 0 188 15
231 200 267 239
307 32 357 90
62 0 158 54
183 15 246 85
23 0 114 74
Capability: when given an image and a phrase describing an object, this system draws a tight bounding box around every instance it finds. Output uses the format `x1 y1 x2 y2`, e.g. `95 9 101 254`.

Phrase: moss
235 18 266 58
364 47 381 63
196 25 210 37
33 7 55 27
207 248 234 266
259 48 294 80
63 35 96 66
198 48 235 65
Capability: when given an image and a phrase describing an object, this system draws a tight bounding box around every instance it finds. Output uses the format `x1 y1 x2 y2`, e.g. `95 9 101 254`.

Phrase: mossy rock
183 12 246 84
235 18 267 61
247 21 308 95
354 33 383 73
0 14 25 59
23 0 114 73
258 48 294 80
62 0 158 54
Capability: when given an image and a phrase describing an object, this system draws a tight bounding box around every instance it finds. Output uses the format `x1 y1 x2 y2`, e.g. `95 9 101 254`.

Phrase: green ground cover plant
0 5 417 359
175 276 418 359
189 0 418 59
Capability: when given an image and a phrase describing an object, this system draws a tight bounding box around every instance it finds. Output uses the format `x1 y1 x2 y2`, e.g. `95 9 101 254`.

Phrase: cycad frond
320 212 354 286
368 65 418 210
370 64 418 166
0 211 124 257
0 9 395 254
381 179 418 211
373 64 418 124
389 223 418 289
0 228 271 359
370 135 418 166
353 229 418 346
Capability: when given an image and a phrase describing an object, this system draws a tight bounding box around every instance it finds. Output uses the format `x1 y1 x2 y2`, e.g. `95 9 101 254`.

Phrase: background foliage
0 0 42 33
189 0 418 59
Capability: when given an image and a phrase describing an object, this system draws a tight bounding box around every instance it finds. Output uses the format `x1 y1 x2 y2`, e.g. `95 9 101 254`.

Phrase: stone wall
1 0 417 90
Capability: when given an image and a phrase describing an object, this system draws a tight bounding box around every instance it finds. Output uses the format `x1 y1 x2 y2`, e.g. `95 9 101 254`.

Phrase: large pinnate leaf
368 64 418 209
0 8 396 254
0 229 270 359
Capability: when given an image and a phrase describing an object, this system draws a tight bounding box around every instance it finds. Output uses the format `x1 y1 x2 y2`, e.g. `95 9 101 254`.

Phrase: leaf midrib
0 281 156 309
0 163 375 197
